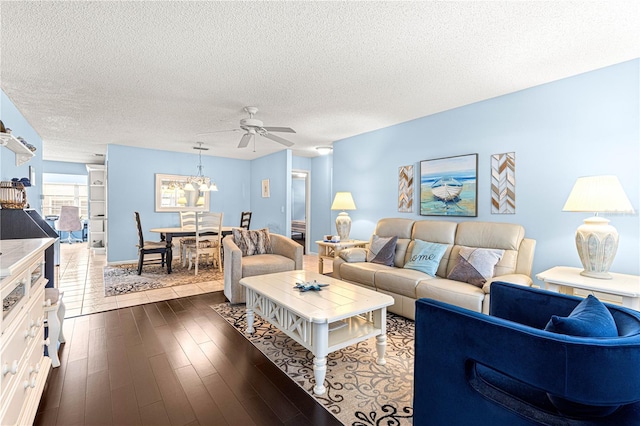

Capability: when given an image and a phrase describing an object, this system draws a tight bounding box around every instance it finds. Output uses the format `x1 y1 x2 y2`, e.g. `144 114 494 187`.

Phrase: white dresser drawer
1 343 46 426
0 314 30 394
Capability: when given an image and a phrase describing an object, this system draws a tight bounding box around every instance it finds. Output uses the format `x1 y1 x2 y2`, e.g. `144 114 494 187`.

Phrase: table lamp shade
563 175 635 279
331 192 357 241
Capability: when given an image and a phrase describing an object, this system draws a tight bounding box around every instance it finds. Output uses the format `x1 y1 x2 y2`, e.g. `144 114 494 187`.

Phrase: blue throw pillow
403 239 447 277
544 295 619 418
544 294 618 338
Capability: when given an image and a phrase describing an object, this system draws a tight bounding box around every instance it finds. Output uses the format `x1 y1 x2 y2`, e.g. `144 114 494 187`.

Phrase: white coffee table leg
245 288 255 334
373 308 387 365
312 322 329 395
375 334 387 365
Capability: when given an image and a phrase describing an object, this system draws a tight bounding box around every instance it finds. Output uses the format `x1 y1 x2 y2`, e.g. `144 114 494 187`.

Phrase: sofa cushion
233 228 272 256
411 220 457 245
403 239 448 277
454 222 524 276
367 235 398 266
339 262 390 289
447 247 504 287
416 278 485 313
241 254 295 277
375 268 430 299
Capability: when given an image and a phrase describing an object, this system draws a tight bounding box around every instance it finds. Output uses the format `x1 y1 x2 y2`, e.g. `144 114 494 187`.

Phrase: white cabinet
86 164 107 254
1 238 55 426
0 133 35 166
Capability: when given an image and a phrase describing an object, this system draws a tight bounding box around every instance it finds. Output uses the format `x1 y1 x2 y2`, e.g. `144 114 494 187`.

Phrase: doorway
291 169 310 254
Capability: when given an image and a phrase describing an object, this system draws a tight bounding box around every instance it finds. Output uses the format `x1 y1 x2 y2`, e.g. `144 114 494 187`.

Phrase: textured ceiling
1 1 638 164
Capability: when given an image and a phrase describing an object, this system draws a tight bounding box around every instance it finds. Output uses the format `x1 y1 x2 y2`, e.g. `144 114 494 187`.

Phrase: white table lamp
563 175 635 279
331 192 357 241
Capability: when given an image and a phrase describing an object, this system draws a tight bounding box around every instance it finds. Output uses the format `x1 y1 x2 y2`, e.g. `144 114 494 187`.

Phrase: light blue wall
43 160 89 176
291 178 305 220
331 60 640 279
106 144 251 262
310 153 333 249
1 90 43 212
250 150 290 234
292 155 311 171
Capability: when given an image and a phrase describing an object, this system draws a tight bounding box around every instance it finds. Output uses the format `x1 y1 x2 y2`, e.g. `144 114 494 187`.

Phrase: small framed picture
262 179 270 198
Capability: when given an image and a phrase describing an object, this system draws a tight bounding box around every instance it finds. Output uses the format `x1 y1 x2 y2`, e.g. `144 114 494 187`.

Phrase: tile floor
57 241 322 318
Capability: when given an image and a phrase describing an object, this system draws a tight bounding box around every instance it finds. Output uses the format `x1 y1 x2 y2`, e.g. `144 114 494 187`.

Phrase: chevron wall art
398 165 414 212
491 152 516 214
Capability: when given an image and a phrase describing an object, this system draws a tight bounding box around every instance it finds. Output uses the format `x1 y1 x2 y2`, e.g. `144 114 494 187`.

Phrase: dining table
149 226 234 273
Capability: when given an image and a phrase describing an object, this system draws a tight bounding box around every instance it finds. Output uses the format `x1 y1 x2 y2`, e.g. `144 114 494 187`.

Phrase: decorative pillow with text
403 239 448 277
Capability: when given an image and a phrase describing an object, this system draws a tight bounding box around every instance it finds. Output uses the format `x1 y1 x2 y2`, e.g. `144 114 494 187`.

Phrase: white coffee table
240 270 394 395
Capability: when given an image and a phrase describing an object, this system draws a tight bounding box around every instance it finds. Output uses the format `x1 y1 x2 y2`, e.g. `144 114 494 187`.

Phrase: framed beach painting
420 154 478 217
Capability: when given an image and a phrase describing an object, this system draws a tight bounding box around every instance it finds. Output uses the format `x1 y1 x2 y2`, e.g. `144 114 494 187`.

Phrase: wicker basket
0 181 27 209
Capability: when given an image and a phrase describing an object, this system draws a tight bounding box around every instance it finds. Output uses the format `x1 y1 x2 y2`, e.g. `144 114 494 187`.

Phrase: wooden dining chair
184 212 224 275
134 211 170 275
179 211 197 266
240 211 252 230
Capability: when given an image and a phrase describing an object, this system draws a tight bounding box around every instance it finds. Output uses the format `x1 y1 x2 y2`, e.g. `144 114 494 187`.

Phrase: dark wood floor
34 291 342 426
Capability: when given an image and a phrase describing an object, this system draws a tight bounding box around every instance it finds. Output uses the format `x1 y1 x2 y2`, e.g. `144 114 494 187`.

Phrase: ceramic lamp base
575 217 618 280
335 212 351 241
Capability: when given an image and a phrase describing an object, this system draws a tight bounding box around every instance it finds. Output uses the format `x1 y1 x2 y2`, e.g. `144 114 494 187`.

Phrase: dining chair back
240 211 252 230
56 205 83 243
179 211 198 265
185 212 224 275
134 211 170 275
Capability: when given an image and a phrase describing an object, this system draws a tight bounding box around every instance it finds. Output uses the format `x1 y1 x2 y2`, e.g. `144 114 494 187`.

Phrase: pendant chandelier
185 142 218 192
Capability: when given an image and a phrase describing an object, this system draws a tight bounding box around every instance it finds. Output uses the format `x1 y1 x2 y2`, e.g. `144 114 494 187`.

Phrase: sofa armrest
223 235 244 303
515 238 536 276
270 233 303 270
333 257 346 279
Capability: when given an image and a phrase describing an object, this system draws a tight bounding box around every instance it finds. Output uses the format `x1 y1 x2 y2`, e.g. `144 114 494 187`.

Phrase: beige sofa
223 233 303 304
332 218 536 319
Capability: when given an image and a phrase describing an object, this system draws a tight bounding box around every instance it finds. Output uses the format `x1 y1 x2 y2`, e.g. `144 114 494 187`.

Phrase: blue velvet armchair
413 282 640 425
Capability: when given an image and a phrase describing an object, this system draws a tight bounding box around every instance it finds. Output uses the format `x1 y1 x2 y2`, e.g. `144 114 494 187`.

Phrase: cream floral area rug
212 303 414 426
103 263 223 296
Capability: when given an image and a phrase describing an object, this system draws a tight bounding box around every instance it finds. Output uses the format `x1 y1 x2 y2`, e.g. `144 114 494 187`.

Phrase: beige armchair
223 233 303 304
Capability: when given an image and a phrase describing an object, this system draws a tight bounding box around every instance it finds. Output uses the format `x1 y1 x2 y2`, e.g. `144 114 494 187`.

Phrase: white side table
315 240 368 274
536 266 640 310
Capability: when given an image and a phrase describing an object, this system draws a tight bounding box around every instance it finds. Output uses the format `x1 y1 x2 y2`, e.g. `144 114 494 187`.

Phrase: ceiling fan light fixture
316 146 333 155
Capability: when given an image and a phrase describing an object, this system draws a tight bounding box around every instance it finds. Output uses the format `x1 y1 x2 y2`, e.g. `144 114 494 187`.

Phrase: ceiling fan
198 106 296 149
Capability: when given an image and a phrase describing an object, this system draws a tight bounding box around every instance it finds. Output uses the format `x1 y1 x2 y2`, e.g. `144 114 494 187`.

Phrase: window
42 182 88 218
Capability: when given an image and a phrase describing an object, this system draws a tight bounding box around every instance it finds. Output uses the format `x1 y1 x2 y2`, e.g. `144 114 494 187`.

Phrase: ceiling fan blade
238 133 252 148
196 129 241 136
262 132 294 147
262 126 296 133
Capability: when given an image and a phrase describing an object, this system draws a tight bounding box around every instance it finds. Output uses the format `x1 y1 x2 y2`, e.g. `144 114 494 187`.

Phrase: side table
536 266 640 310
315 240 368 274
